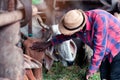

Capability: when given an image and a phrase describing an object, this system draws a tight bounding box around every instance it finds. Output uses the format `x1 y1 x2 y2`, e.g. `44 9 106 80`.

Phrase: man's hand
30 41 52 51
85 69 94 80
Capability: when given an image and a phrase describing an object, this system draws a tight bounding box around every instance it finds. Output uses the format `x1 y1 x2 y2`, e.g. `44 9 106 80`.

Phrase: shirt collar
85 12 92 31
79 12 92 32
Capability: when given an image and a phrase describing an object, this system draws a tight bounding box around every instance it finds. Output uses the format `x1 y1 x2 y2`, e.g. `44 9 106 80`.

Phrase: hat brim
59 10 86 35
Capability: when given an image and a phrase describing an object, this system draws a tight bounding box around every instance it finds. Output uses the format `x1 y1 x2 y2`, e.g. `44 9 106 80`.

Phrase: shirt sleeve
88 15 108 74
50 34 76 46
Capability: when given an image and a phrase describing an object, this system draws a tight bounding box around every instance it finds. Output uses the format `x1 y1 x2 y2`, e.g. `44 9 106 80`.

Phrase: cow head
49 24 77 67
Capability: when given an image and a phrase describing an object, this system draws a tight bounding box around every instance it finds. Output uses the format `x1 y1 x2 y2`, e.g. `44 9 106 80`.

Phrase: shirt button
84 33 86 36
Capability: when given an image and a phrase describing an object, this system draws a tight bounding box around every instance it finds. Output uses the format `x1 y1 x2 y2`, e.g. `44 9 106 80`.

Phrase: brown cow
24 54 42 80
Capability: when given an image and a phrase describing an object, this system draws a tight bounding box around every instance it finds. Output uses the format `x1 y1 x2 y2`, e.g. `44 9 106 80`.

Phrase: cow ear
70 39 77 58
43 55 54 70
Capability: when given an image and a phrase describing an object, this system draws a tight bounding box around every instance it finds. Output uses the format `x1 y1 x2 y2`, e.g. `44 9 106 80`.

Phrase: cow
21 14 78 70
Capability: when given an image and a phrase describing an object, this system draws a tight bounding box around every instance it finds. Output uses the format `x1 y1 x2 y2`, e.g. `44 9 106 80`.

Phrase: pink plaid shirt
51 9 120 74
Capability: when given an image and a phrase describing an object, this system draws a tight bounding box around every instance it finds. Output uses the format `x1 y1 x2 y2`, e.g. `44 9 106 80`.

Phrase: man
31 9 120 80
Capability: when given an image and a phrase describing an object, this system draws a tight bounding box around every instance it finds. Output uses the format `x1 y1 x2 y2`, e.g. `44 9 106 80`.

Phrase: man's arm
88 15 108 74
51 33 76 46
31 33 77 51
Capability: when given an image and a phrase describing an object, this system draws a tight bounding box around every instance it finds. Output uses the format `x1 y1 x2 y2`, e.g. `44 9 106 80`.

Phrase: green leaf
32 0 42 4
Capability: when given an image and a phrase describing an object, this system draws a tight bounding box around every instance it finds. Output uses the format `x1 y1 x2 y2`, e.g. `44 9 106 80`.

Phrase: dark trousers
100 52 120 80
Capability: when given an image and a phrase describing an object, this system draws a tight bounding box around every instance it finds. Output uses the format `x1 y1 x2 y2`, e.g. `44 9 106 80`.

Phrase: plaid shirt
51 9 120 74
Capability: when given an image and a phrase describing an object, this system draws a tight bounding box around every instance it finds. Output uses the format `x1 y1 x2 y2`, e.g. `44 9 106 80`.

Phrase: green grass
43 62 100 80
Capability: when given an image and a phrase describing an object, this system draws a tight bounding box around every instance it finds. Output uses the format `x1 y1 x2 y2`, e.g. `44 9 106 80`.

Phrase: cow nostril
67 61 74 66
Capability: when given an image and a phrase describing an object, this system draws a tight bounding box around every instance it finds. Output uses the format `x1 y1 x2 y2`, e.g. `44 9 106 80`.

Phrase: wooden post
0 5 38 80
0 5 38 27
0 22 24 80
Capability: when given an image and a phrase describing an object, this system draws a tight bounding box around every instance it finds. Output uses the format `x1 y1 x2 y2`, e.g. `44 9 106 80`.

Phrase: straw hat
59 9 86 35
